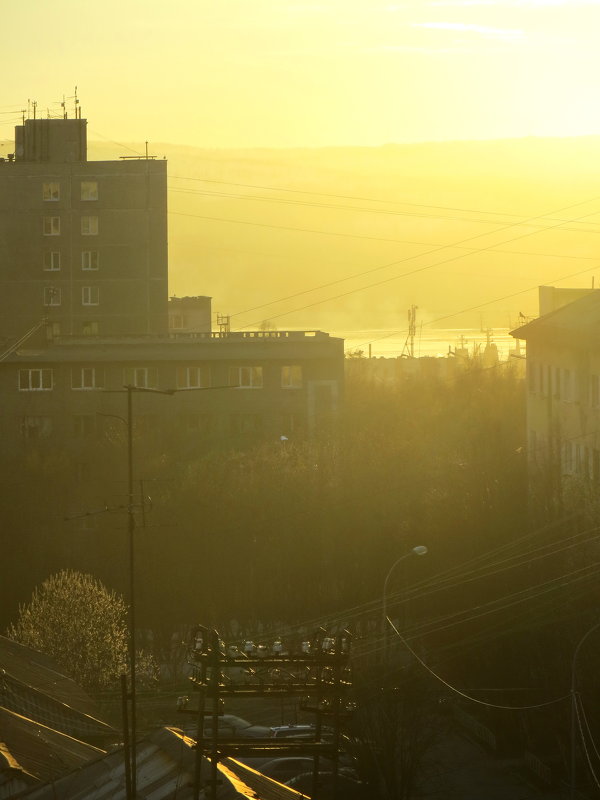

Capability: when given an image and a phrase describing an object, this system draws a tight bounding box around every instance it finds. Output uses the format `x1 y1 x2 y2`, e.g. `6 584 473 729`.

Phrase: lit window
82 286 99 306
81 181 98 201
177 366 210 389
43 287 61 306
229 366 263 388
81 216 98 236
123 367 158 389
42 182 60 201
81 250 99 270
43 251 61 271
281 365 303 388
19 369 53 391
72 367 104 390
43 216 60 236
22 416 53 439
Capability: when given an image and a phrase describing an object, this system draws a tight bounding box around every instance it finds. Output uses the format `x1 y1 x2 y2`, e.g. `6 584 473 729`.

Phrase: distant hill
8 136 600 332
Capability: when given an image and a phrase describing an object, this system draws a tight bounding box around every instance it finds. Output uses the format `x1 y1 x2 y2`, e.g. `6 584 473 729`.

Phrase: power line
230 196 600 329
169 174 600 233
388 619 570 710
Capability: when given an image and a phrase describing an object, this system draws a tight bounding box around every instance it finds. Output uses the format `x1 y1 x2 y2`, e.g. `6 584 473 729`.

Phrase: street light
382 545 428 662
570 621 600 800
118 383 233 799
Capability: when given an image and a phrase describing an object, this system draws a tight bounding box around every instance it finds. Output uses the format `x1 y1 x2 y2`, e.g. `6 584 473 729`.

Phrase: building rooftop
510 289 600 344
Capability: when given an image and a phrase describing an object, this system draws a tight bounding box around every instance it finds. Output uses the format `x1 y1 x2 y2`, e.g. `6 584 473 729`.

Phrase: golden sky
3 0 600 147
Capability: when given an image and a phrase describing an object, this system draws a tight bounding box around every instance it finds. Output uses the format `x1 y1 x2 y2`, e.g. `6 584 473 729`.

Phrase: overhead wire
168 209 600 265
169 175 600 232
234 198 600 330
388 619 571 710
575 694 600 790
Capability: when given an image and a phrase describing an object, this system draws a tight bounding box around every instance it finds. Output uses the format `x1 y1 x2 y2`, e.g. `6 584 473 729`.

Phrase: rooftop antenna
145 141 148 160
21 109 26 124
61 94 67 119
74 86 79 119
32 100 37 120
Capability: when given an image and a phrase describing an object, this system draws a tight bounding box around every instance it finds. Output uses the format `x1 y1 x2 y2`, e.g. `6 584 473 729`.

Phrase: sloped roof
14 728 311 800
0 637 115 742
510 290 600 342
0 637 97 715
0 707 103 786
219 758 312 800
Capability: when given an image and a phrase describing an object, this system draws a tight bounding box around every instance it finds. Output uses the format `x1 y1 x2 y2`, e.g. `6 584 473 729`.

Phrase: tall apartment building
0 116 168 339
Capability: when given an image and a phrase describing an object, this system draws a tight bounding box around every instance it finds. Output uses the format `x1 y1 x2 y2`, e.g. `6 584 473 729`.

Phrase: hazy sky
3 0 600 147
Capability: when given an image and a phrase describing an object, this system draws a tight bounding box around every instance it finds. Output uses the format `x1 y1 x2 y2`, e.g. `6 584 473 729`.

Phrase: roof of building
510 289 600 344
0 707 104 786
3 331 343 365
13 727 305 800
0 636 114 744
0 636 99 717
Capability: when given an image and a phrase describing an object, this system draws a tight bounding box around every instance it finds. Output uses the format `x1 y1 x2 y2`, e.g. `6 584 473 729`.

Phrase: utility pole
127 386 137 800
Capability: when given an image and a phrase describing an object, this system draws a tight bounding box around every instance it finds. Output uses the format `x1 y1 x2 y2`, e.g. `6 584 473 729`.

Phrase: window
563 369 572 402
19 369 53 391
81 216 98 236
73 415 96 438
82 321 99 336
281 365 303 388
123 367 158 389
43 216 60 236
43 251 61 271
562 440 574 474
177 366 210 389
280 413 305 436
82 286 99 306
45 322 60 341
42 182 60 201
170 314 186 330
72 367 104 390
527 361 536 393
22 416 53 439
229 366 263 388
81 250 99 271
591 375 599 408
230 413 262 434
81 181 98 201
183 413 211 434
553 366 561 400
43 287 61 306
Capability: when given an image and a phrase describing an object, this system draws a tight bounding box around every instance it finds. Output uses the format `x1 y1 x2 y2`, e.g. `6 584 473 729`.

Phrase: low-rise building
511 287 600 496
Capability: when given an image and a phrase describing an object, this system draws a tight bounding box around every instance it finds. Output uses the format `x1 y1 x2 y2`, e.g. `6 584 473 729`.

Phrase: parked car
270 724 316 740
258 756 333 783
285 768 364 799
190 714 271 739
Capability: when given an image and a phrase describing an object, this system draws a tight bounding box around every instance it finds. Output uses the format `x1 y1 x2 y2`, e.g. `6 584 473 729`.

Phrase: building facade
0 117 168 339
511 288 600 491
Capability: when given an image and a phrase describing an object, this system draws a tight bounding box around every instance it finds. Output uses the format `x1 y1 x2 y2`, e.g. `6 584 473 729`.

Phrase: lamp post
117 382 232 798
570 621 600 800
382 545 428 662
